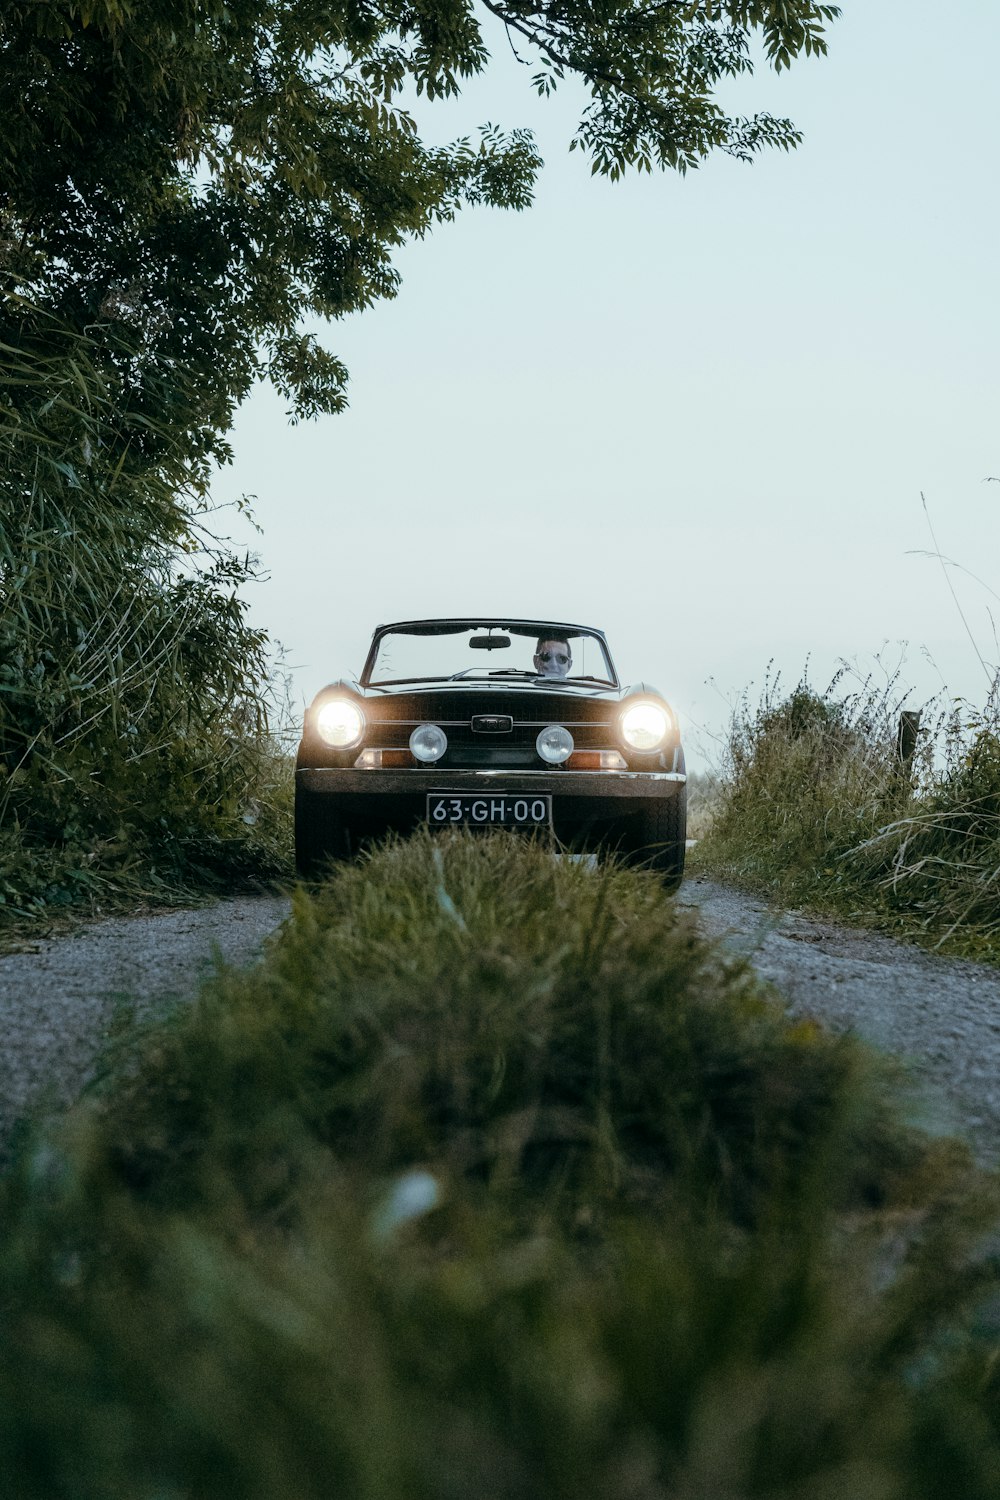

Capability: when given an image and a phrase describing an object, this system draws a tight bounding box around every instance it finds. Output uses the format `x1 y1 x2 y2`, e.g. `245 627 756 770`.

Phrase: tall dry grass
0 296 291 924
698 668 1000 957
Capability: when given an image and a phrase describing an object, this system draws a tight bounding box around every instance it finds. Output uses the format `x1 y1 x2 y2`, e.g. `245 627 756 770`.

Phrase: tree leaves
0 0 839 442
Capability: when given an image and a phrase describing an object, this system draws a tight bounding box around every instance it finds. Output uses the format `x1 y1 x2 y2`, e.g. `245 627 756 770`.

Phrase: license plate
426 793 552 828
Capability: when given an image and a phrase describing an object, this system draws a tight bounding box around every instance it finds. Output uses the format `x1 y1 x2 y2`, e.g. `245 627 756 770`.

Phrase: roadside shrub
699 669 1000 957
0 834 997 1500
699 673 913 900
0 297 292 929
841 689 1000 951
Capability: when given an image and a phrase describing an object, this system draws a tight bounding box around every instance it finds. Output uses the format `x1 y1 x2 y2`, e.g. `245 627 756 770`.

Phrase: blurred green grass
2 832 999 1499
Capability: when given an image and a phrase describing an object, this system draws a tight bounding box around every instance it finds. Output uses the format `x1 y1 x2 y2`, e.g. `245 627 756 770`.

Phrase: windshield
363 623 616 687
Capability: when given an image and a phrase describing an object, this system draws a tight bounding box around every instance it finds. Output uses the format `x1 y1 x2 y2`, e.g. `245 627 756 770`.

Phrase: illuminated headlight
409 723 447 763
536 725 574 764
620 702 670 752
316 698 364 748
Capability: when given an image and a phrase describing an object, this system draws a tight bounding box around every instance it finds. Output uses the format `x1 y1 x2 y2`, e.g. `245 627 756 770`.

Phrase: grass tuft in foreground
698 671 1000 959
101 830 926 1226
1 834 998 1498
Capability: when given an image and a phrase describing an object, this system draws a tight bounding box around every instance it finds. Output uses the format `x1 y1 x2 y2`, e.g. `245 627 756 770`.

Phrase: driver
533 632 573 679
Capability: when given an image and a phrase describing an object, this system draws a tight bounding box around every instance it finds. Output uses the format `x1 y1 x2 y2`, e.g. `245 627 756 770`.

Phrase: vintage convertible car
294 618 687 886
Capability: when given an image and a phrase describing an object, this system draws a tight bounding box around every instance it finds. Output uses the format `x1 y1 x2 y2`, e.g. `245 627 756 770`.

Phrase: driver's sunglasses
537 651 570 664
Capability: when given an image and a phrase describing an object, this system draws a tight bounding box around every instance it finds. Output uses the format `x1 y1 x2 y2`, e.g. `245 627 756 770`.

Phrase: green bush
2 835 998 1499
699 670 1000 957
0 298 292 928
843 703 1000 951
701 678 910 893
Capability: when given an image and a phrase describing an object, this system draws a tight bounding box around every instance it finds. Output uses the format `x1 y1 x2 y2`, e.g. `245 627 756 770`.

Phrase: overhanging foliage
0 0 840 444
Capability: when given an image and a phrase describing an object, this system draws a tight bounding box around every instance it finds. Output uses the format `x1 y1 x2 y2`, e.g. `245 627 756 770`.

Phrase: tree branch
479 0 628 90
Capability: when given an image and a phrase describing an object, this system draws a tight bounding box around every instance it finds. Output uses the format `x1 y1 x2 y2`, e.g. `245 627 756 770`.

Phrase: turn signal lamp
567 750 627 770
354 749 412 768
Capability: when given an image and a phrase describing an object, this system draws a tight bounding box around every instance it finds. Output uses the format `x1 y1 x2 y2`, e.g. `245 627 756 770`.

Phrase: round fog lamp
410 723 447 763
536 725 574 765
620 703 670 751
316 698 364 748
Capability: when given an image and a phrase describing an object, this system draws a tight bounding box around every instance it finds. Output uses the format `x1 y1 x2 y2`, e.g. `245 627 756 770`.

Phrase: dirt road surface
679 876 1000 1163
2 877 998 1164
0 894 290 1165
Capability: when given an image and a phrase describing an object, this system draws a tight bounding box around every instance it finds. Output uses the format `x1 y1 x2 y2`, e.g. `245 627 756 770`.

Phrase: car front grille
368 716 615 768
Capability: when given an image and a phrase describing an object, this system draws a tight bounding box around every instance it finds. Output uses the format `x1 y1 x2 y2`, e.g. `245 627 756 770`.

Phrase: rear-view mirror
469 634 511 650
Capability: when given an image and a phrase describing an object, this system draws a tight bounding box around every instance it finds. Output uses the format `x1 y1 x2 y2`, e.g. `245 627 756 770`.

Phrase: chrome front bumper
297 768 686 800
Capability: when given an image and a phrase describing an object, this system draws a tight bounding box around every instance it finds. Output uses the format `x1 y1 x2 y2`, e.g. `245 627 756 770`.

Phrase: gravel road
0 895 291 1165
679 876 1000 1164
2 877 999 1165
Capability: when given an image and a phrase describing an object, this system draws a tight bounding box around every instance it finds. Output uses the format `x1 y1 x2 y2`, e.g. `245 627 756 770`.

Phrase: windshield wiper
529 674 609 684
446 669 533 679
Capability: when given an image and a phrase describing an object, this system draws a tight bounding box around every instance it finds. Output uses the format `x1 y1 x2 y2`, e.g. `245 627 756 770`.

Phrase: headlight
536 725 574 764
316 698 365 748
409 723 447 763
620 702 670 752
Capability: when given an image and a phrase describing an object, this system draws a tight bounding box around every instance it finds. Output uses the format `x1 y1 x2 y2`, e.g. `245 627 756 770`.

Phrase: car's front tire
294 790 352 878
624 748 687 890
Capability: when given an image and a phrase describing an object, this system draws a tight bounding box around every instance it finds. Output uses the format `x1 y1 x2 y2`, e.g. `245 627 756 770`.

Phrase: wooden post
896 711 921 777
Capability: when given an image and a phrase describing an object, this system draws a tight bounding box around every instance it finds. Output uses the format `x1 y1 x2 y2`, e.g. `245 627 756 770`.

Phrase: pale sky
211 0 1000 768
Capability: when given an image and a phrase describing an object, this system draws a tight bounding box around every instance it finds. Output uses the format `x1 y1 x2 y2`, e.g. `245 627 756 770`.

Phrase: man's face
534 639 572 678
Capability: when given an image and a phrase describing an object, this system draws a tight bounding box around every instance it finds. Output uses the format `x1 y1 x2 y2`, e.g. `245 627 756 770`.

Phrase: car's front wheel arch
294 788 352 878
